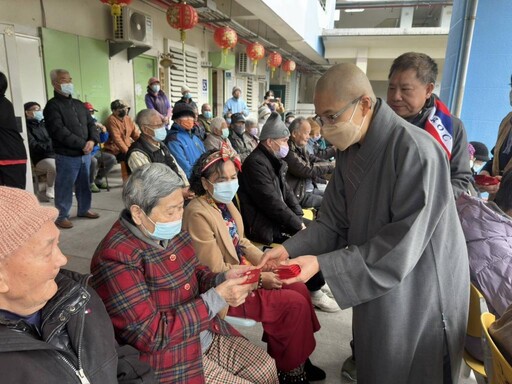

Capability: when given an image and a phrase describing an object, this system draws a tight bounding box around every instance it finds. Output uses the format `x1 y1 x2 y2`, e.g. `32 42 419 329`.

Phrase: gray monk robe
283 100 469 384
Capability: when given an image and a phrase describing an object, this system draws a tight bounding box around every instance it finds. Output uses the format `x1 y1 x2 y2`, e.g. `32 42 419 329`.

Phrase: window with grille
246 77 254 110
169 46 199 105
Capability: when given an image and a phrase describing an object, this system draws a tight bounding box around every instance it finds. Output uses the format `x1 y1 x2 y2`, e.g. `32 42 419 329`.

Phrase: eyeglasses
313 96 362 127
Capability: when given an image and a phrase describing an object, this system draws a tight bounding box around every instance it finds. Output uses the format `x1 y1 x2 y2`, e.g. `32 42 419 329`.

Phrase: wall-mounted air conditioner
113 7 153 47
237 53 254 75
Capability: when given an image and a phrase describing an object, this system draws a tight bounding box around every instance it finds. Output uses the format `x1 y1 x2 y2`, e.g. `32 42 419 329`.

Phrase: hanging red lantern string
246 42 265 72
282 60 296 79
267 51 282 79
100 0 132 31
166 1 199 53
213 26 238 60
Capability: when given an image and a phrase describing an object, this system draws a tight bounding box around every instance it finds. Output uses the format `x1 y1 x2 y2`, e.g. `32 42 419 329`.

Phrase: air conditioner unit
113 7 153 47
237 53 254 75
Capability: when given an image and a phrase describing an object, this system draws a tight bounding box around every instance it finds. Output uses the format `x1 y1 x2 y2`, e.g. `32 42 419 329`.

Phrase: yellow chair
463 284 488 380
302 208 315 221
481 312 512 383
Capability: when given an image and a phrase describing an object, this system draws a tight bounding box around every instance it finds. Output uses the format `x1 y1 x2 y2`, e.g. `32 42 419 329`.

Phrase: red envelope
474 175 500 186
243 268 261 284
275 264 301 280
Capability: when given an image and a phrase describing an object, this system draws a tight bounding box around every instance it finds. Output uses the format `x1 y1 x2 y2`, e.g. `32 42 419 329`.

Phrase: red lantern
246 42 265 72
282 60 296 78
101 0 132 30
214 26 238 57
166 1 199 52
267 51 282 79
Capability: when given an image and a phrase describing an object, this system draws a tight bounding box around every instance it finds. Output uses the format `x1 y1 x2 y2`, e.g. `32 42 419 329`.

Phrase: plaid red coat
91 218 239 383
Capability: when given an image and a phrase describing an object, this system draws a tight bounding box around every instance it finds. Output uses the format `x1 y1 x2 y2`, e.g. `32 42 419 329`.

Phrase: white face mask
60 82 74 96
321 100 365 151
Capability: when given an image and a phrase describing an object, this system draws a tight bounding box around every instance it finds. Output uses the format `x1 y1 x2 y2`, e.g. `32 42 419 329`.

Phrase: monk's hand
280 256 319 285
215 275 254 307
261 271 282 290
257 245 289 272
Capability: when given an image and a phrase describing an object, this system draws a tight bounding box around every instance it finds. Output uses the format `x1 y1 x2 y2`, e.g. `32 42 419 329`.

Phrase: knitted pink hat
0 187 58 259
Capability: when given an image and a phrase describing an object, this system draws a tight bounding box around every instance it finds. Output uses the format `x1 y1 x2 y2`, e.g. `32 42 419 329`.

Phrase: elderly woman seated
182 146 325 384
90 163 277 384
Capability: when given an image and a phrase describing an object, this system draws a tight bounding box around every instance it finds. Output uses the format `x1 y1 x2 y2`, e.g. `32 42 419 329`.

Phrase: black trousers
0 163 26 189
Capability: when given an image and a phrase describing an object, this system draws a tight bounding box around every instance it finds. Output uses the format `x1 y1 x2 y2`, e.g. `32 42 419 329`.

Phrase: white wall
0 0 223 112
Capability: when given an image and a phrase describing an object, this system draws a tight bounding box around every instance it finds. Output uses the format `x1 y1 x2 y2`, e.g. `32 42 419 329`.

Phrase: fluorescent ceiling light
344 8 365 12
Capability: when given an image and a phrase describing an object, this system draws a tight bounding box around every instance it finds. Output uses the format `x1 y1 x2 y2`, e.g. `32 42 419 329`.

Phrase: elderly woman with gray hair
203 116 235 152
91 163 277 384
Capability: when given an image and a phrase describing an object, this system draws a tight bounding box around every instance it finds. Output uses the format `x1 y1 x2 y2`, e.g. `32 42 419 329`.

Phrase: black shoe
304 358 326 381
278 371 309 384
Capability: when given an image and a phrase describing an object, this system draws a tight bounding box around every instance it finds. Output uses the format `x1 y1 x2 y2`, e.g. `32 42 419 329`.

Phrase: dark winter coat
0 269 156 383
0 96 26 161
238 143 303 244
284 140 334 202
44 91 99 157
26 118 55 164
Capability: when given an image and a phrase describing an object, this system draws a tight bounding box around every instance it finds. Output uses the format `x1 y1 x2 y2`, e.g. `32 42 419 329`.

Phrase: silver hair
50 69 69 83
123 163 184 214
245 118 257 128
210 116 225 132
288 116 307 135
136 108 160 127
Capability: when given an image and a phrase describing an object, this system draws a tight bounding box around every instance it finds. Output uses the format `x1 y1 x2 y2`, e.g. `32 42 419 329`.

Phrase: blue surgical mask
33 110 44 122
60 82 74 96
203 111 212 119
208 179 239 204
185 93 192 99
143 212 182 241
221 128 230 139
226 118 232 125
151 84 160 93
152 126 167 141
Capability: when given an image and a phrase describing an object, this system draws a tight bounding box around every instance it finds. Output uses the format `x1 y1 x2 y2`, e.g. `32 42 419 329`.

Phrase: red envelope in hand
275 264 301 280
474 175 500 186
243 268 261 284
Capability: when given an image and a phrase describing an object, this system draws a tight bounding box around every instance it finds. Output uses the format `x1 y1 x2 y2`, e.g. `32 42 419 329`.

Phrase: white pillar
400 7 414 29
356 48 368 74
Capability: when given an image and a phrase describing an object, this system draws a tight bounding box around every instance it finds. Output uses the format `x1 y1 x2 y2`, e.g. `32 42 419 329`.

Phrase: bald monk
262 63 469 384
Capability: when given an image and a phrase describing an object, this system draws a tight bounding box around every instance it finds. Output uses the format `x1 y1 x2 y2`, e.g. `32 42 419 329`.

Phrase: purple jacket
457 194 512 316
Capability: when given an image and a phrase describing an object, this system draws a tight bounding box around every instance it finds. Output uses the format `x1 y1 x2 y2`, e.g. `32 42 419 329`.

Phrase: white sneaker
45 186 55 199
321 283 335 299
310 290 341 312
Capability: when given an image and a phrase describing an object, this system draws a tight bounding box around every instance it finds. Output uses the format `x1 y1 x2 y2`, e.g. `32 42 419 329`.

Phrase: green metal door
41 28 111 121
133 55 156 115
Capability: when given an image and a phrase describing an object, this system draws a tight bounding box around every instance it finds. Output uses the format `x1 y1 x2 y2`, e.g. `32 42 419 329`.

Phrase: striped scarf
424 97 453 160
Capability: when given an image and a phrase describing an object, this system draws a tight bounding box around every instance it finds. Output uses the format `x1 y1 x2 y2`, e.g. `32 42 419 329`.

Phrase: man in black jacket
0 186 156 383
284 117 334 211
25 101 56 199
238 112 340 313
44 69 100 229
